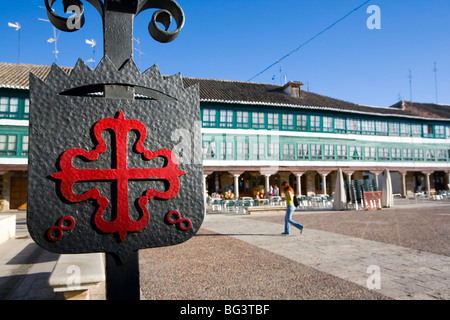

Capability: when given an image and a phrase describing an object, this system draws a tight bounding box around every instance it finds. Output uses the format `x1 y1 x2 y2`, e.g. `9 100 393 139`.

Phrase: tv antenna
38 6 60 63
433 62 438 103
133 37 145 70
85 39 97 68
38 17 60 63
278 61 287 86
7 22 21 63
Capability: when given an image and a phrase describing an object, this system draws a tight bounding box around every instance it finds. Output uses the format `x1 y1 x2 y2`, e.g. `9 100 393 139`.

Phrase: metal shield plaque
27 57 204 262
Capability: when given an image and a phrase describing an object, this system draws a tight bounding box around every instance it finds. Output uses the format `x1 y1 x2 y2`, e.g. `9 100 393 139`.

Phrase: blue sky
1 0 449 107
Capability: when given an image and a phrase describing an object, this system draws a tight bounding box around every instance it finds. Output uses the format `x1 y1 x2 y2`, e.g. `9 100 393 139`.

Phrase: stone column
296 173 303 196
203 174 208 197
425 172 431 197
400 171 407 197
264 174 270 198
233 174 240 199
344 171 353 203
203 174 208 213
373 172 380 190
321 173 328 195
346 172 353 189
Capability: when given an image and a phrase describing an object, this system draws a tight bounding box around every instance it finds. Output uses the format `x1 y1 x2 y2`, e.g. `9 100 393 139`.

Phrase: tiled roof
183 77 450 121
0 62 72 90
1 62 449 121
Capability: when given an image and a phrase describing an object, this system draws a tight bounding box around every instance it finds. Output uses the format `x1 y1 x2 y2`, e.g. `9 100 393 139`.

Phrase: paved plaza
1 199 449 300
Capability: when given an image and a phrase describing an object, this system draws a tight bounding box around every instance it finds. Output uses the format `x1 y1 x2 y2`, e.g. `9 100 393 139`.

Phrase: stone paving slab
201 213 450 300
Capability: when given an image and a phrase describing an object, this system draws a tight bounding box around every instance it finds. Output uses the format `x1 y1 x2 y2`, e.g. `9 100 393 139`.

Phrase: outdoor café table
257 198 269 206
211 198 223 211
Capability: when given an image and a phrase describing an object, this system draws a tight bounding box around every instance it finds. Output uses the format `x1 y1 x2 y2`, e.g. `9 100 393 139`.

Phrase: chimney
282 81 304 98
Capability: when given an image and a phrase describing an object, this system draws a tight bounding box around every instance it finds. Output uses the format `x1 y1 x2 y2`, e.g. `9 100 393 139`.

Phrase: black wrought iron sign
27 0 204 300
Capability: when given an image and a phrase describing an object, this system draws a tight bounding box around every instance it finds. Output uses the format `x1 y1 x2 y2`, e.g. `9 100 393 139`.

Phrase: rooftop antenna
133 37 145 70
85 38 96 68
278 61 287 86
433 62 438 103
38 17 60 63
38 6 60 63
7 22 21 64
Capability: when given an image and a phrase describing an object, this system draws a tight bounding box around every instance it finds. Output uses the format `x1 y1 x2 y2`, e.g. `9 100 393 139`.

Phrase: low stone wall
0 215 16 245
48 253 106 300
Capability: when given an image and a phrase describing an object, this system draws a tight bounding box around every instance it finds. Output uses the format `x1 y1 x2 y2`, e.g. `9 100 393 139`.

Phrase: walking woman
281 181 303 235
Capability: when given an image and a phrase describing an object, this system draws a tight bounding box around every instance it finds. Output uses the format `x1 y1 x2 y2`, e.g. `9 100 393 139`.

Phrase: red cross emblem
51 111 186 242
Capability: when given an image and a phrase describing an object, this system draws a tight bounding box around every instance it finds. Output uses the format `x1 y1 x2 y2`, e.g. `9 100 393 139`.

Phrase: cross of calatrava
51 111 186 242
44 0 189 242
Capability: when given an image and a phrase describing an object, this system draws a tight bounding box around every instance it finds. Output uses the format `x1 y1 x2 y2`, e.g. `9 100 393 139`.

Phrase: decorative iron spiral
44 0 184 43
138 0 185 43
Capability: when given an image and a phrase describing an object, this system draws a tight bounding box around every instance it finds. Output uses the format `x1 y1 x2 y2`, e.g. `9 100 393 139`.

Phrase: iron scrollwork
44 0 185 43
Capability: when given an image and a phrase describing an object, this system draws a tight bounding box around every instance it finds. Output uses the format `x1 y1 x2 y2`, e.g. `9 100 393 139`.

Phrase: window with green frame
268 142 280 160
400 123 411 137
365 147 376 161
21 135 29 156
403 148 413 161
324 144 335 159
282 143 295 160
282 114 294 130
347 118 361 134
236 111 249 128
237 141 249 160
362 120 375 135
423 125 434 138
253 142 265 159
335 118 346 133
296 115 308 131
391 148 402 160
435 125 445 138
267 113 279 129
221 141 234 159
436 149 447 161
311 144 322 159
378 147 390 161
0 134 17 156
411 124 422 137
337 145 347 160
389 122 400 136
376 121 388 135
202 141 216 158
297 143 308 159
202 109 216 127
252 112 265 129
323 117 333 132
414 149 424 161
219 110 233 128
23 98 29 119
310 115 321 131
0 97 19 118
350 146 362 160
425 149 435 161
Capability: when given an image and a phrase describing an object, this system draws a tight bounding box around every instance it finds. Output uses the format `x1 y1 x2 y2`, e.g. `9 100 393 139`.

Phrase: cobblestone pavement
140 200 450 300
1 200 449 300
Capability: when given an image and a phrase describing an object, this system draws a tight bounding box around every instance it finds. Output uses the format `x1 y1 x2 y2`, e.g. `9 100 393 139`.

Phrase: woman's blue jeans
284 205 303 234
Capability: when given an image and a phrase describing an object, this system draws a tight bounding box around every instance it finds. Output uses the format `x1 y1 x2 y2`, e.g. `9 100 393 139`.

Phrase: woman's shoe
281 232 290 235
299 226 303 234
